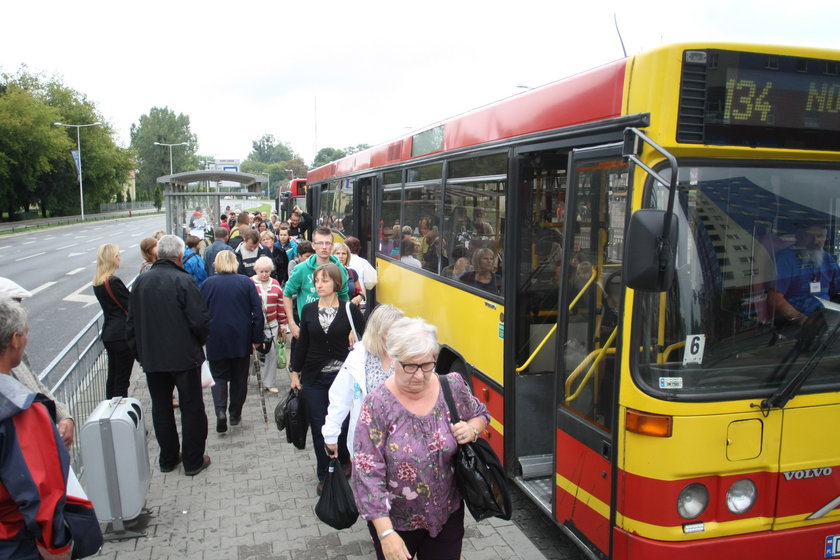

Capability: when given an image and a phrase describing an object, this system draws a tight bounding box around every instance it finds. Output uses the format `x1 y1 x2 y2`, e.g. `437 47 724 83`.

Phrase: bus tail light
625 409 672 437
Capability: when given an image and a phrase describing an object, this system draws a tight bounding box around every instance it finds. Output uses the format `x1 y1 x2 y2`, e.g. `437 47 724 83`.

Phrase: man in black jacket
127 235 212 476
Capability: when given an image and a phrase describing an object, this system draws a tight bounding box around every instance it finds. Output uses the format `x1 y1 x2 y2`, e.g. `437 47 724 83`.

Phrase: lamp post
154 141 189 175
54 121 101 220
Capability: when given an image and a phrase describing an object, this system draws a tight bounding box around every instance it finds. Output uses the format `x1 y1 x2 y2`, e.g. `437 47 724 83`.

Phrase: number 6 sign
683 334 706 365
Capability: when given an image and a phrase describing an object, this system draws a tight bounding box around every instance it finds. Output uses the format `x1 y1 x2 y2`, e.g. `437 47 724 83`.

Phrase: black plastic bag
274 390 293 432
285 388 308 449
315 458 358 529
454 437 512 521
439 375 512 521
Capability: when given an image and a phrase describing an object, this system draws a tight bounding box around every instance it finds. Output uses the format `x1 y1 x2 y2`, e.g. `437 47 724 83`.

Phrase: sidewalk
91 365 547 560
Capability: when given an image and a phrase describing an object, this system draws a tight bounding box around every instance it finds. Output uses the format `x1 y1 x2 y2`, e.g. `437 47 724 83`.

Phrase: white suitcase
80 397 150 525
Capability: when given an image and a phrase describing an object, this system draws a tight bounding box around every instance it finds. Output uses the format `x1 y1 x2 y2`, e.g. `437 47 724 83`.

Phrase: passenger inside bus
459 247 502 295
442 246 473 279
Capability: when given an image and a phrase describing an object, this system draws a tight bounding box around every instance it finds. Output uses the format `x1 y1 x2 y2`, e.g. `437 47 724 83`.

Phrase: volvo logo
783 467 833 481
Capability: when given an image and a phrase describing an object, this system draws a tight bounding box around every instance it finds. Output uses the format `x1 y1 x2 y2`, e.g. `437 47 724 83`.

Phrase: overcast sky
3 0 839 165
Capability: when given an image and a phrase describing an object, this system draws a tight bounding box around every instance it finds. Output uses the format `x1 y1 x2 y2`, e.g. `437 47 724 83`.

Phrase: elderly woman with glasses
351 317 489 560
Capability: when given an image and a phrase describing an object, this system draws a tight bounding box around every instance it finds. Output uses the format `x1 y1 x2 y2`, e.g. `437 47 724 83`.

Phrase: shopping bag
201 361 215 388
284 388 308 449
315 458 359 529
276 335 287 369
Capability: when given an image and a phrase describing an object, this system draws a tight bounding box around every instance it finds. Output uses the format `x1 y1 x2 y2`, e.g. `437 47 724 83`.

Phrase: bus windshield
634 163 840 400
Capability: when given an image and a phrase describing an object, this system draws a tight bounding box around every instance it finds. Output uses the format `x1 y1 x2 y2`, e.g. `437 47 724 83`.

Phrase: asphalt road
1 213 165 374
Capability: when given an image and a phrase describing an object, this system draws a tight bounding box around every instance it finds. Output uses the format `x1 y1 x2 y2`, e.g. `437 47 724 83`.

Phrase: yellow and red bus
307 43 840 559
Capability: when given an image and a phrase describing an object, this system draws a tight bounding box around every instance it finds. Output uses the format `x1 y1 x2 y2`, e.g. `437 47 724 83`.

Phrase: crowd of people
0 201 496 559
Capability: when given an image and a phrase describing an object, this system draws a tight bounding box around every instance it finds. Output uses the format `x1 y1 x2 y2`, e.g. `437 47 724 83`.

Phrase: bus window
379 178 402 257
444 158 506 295
318 179 352 234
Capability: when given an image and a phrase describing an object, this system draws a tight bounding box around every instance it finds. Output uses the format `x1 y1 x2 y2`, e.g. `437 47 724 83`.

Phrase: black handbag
314 458 359 529
284 388 308 449
439 374 512 521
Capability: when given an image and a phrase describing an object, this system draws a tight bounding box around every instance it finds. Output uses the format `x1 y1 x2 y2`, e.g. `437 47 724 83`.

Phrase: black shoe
216 415 228 433
230 416 241 426
185 455 211 476
160 454 182 473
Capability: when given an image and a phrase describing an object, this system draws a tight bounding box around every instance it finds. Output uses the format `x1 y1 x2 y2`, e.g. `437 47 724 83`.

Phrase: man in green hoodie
283 226 350 339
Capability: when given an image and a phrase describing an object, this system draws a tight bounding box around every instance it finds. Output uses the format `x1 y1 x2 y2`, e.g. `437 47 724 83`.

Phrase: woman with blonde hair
333 241 364 306
200 250 264 433
93 243 135 399
323 304 404 461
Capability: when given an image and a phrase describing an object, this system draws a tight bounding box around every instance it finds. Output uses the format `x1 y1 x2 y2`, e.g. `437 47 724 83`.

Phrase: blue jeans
302 370 350 481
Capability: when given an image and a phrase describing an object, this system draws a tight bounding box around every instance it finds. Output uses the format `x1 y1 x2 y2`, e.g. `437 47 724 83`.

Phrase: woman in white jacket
323 304 404 459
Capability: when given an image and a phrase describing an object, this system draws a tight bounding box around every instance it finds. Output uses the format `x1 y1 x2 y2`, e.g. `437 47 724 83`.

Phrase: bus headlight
677 483 709 519
726 479 757 514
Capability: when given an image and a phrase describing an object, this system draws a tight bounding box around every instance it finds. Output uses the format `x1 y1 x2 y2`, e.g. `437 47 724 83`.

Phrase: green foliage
153 184 163 211
0 68 132 219
311 147 346 169
130 107 198 198
246 134 299 164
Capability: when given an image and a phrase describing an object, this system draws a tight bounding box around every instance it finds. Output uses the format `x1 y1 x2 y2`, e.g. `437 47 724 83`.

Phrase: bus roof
308 57 628 182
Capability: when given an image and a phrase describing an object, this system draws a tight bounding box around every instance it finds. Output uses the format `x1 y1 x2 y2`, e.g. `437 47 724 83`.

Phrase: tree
153 184 163 212
246 134 298 164
130 107 198 198
0 68 132 219
311 147 346 169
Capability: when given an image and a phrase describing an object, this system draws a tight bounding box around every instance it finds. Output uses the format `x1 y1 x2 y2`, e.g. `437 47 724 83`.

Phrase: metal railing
40 311 109 471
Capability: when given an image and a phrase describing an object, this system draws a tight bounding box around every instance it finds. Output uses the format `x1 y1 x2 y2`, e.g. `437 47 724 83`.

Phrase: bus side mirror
624 209 677 292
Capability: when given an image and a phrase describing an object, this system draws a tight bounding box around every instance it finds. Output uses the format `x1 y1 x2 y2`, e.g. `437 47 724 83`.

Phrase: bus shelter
158 170 268 241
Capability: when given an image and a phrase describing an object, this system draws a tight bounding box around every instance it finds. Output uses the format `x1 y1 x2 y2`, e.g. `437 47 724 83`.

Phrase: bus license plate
826 535 840 558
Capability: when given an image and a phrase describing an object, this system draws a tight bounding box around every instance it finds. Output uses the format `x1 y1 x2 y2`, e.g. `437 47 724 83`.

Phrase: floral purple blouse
351 373 490 537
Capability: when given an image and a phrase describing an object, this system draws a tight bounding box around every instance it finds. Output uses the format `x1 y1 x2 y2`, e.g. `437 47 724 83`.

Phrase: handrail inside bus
515 266 598 373
565 327 618 403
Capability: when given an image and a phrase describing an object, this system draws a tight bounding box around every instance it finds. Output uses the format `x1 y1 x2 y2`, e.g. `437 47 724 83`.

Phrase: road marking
66 268 86 276
30 282 56 295
44 236 55 240
63 281 97 306
16 252 46 261
68 252 87 257
88 236 103 242
129 244 138 248
56 243 78 250
130 232 143 237
0 245 9 250
22 240 36 245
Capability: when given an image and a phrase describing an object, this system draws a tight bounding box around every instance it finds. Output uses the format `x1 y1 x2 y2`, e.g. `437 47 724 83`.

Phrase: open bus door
553 143 628 556
510 140 626 557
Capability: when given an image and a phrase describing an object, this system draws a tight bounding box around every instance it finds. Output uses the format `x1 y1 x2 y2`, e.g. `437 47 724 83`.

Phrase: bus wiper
760 300 840 412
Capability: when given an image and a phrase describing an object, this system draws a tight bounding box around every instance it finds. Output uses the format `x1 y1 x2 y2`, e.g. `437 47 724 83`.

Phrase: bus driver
768 222 840 325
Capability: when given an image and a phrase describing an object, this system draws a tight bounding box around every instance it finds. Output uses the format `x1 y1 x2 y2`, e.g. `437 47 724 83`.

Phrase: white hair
157 235 185 261
386 317 439 362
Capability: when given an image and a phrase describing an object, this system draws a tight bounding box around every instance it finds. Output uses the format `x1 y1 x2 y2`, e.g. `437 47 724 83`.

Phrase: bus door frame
556 141 626 558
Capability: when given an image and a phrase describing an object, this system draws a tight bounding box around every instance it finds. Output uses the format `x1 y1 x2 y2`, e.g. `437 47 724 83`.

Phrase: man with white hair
127 235 212 476
0 277 74 449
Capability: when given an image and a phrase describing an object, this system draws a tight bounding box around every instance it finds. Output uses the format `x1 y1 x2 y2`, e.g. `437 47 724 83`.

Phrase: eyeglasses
313 241 333 247
399 361 436 374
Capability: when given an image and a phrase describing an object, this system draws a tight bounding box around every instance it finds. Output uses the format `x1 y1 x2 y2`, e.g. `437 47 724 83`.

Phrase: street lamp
154 141 189 175
54 121 102 220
